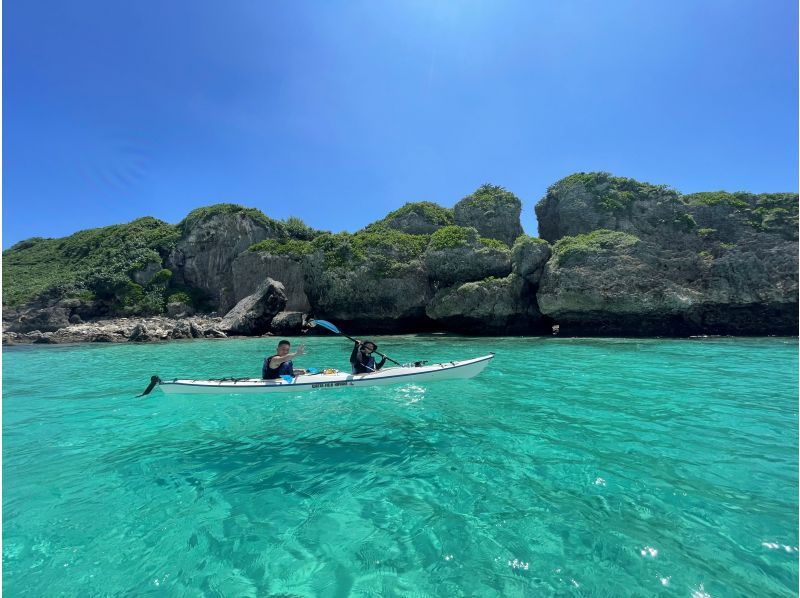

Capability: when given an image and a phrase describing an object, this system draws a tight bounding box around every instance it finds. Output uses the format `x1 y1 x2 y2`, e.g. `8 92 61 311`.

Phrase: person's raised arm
375 355 387 371
270 345 305 368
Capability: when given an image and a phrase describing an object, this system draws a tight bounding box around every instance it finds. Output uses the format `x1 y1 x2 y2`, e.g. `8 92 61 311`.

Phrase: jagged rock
511 236 551 284
171 320 192 339
166 301 195 318
232 251 311 312
381 202 453 234
535 173 686 243
424 228 511 285
534 174 799 335
129 323 150 342
536 231 798 335
92 332 117 342
32 332 57 344
4 174 796 339
57 297 83 309
0 315 226 345
204 328 228 338
303 254 433 333
219 278 287 335
454 184 523 246
269 311 305 335
7 307 70 333
426 274 549 334
167 209 284 312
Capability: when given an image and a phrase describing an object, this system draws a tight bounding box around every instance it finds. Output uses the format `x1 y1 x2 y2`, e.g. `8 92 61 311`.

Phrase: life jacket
352 355 376 375
263 355 294 379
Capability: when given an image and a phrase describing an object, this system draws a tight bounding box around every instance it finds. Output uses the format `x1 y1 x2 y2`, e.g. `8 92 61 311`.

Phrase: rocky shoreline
4 174 798 339
2 315 231 345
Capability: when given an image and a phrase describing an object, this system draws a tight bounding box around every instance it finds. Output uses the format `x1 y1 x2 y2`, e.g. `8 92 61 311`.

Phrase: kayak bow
148 354 494 395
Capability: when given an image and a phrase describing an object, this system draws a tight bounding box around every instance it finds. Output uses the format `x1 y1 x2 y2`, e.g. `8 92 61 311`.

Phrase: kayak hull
157 354 494 395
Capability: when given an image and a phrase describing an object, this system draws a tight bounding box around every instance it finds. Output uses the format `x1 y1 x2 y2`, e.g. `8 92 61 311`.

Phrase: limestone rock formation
454 184 523 246
232 251 311 312
426 274 549 334
424 227 512 285
535 174 798 335
166 301 194 318
380 202 453 235
269 311 306 335
167 208 284 312
535 172 685 242
303 253 433 333
4 174 795 339
5 306 71 333
218 278 287 335
511 236 552 284
2 315 225 345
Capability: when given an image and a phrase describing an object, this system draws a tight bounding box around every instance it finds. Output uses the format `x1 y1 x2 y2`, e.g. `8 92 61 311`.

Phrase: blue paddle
309 319 403 366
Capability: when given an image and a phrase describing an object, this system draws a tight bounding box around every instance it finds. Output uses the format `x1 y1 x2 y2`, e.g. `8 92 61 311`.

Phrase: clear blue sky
4 0 797 247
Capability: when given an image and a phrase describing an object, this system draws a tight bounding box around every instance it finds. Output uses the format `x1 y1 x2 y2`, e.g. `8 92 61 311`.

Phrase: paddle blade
310 319 340 334
136 375 161 397
280 375 295 384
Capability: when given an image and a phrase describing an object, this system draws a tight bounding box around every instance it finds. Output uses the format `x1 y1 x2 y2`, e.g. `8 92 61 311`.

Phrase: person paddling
263 340 307 379
350 340 386 374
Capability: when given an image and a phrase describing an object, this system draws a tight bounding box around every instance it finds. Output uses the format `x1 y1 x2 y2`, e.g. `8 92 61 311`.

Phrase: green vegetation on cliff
352 230 429 261
428 225 509 252
250 229 430 273
248 238 316 258
3 217 180 307
429 226 475 250
478 237 509 250
513 234 548 247
178 203 284 235
378 201 453 228
748 194 799 236
284 216 324 240
548 172 678 211
459 184 521 211
682 191 751 209
684 191 798 238
552 229 641 266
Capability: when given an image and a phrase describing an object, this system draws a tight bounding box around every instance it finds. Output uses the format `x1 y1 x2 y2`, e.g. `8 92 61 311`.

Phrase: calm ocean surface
3 336 798 597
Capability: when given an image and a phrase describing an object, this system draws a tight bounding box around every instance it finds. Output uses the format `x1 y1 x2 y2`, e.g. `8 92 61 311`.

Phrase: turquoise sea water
3 336 798 597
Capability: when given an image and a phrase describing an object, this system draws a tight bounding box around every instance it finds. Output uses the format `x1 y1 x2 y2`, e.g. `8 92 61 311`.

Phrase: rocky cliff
535 173 798 335
3 175 796 341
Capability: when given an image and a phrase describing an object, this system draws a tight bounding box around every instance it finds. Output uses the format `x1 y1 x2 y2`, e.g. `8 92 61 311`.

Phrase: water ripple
3 336 797 596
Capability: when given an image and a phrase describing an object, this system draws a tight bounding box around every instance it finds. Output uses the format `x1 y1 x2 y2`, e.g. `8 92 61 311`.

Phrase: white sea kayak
151 354 494 395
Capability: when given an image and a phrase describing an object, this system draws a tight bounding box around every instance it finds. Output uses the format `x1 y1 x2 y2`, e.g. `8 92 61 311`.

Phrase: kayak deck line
150 354 494 395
